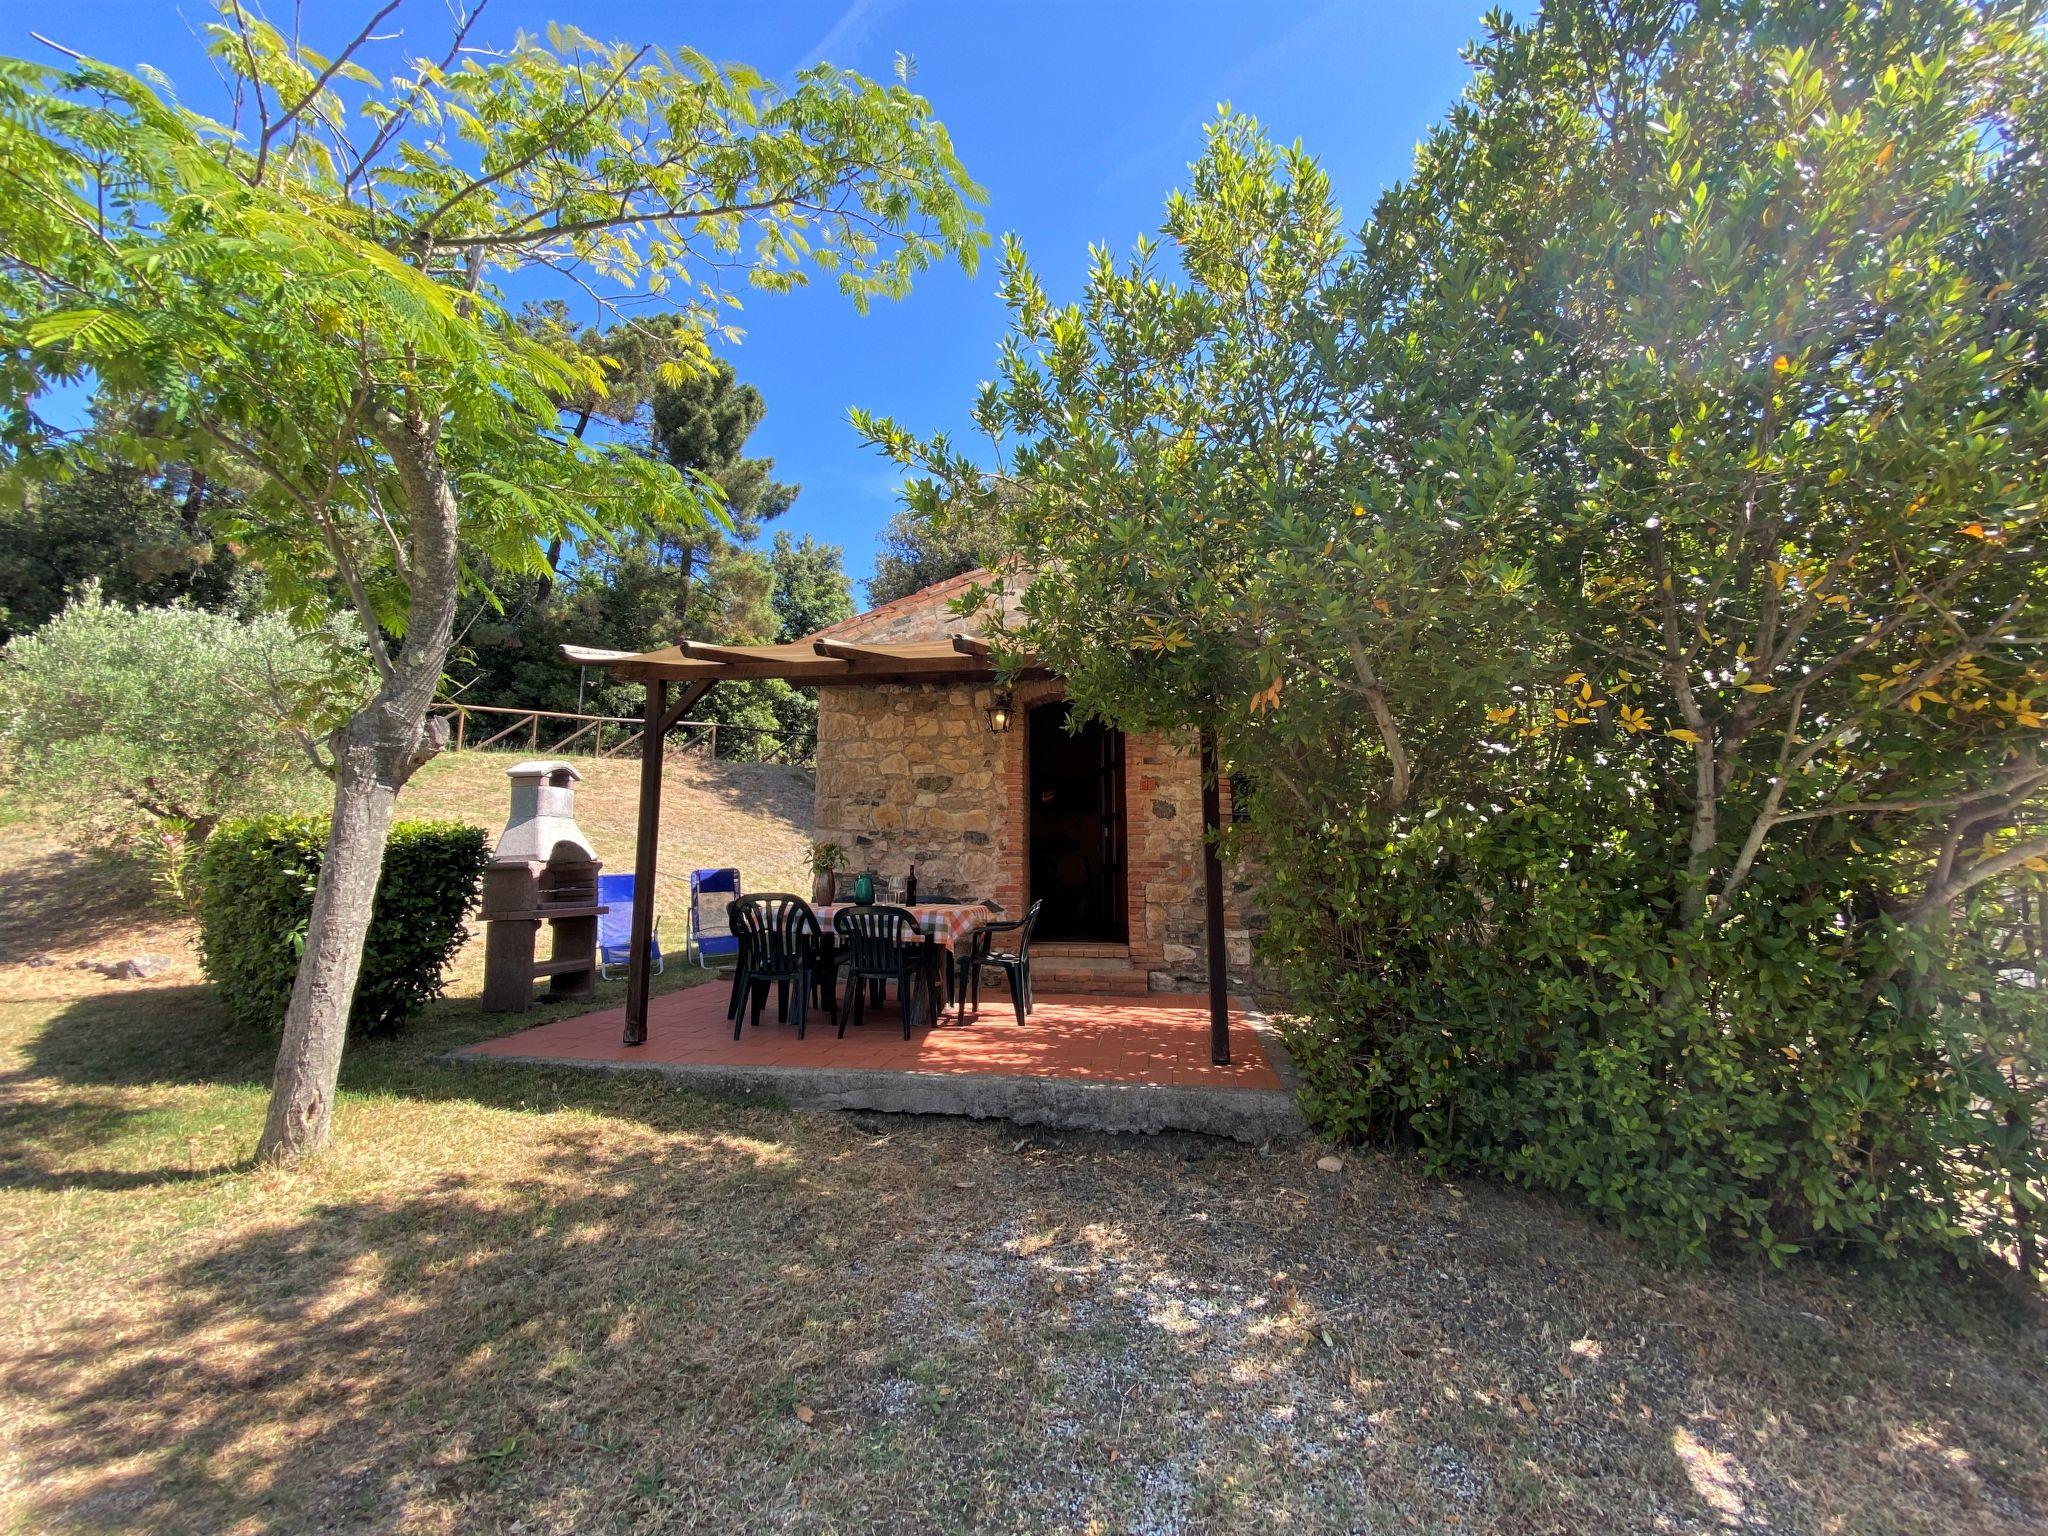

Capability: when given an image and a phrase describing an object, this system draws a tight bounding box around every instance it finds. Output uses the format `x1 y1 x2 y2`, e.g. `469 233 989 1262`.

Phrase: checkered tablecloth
817 903 990 950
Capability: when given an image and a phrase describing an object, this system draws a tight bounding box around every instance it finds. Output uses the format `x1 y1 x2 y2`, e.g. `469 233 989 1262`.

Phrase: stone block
89 953 176 980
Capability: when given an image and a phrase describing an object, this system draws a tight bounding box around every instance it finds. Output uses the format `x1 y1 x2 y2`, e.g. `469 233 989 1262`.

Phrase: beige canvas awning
561 634 1046 688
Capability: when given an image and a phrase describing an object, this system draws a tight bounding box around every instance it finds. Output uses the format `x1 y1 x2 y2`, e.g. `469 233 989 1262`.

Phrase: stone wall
809 569 1249 993
812 677 1249 992
1123 729 1253 990
812 683 1012 908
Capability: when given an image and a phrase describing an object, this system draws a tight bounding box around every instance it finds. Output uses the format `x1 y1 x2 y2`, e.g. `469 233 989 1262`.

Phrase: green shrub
197 815 488 1035
1259 764 2044 1268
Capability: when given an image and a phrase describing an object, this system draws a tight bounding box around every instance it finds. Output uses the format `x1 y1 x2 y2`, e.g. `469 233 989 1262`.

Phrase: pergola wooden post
623 677 713 1046
1198 727 1231 1066
622 681 666 1046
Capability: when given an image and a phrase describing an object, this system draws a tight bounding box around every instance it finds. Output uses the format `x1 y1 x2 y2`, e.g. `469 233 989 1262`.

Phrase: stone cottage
806 571 1250 995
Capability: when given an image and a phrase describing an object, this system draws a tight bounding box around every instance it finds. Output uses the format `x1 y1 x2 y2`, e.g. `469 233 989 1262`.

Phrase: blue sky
8 1 1495 598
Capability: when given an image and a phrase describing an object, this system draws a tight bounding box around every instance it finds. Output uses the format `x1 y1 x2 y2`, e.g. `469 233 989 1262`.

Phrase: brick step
1028 955 1152 996
1030 953 1141 974
1036 974 1151 996
1032 942 1131 960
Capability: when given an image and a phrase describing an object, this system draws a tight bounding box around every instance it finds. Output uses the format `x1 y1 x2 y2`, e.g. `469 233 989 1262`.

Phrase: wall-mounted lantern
986 688 1014 734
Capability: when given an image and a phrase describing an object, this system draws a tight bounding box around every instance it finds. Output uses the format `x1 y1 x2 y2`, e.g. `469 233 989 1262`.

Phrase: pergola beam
657 679 716 736
676 638 805 666
567 637 1041 689
812 636 907 662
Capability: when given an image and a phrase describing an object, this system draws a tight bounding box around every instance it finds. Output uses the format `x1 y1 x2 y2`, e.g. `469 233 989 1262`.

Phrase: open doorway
1027 700 1127 942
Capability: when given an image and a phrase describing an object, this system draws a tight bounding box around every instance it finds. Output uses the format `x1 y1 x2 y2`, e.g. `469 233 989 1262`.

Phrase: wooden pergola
558 635 1236 1064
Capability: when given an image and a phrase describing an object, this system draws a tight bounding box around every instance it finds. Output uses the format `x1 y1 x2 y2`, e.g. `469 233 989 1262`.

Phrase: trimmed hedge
196 814 489 1035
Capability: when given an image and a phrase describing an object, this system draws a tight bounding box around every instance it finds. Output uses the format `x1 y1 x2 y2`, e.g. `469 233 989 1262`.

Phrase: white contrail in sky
1102 0 1357 190
797 0 903 70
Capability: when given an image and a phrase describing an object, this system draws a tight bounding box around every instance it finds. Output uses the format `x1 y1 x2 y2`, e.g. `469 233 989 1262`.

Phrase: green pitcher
851 871 876 906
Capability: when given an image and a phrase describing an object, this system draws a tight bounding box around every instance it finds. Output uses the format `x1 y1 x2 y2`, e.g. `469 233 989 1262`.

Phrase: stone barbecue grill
480 759 604 1013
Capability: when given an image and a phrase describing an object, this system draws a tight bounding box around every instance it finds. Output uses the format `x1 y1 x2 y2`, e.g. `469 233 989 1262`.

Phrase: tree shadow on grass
11 983 272 1093
5 1116 2045 1536
0 1093 232 1193
0 843 165 963
6 970 739 1180
1 1130 820 1535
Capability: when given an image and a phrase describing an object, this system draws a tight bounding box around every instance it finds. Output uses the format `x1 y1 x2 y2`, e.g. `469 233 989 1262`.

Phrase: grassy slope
402 747 817 915
0 766 2044 1535
0 748 816 988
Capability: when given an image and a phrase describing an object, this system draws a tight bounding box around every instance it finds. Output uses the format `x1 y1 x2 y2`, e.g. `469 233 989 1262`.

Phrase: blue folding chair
597 873 662 980
689 867 743 968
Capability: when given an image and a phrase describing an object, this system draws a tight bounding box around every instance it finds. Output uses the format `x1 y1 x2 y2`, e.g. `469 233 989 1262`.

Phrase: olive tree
0 3 983 1159
1 585 356 842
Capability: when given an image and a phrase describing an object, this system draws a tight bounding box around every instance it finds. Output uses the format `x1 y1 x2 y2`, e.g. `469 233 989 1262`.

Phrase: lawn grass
1 776 2044 1534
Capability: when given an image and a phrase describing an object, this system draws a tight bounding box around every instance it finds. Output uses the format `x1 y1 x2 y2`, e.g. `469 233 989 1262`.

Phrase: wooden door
1097 725 1128 941
1027 702 1129 942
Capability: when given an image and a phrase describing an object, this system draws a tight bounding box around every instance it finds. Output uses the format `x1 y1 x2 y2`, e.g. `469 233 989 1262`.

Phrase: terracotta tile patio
462 981 1285 1091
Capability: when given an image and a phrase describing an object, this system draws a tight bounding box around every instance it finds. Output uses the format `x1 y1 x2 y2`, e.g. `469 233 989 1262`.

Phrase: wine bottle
905 862 919 905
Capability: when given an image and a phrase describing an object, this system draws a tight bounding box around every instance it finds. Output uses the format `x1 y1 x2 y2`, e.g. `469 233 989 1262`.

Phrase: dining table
815 901 995 1030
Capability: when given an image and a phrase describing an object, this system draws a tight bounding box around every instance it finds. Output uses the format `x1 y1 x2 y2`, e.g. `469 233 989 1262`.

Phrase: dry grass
0 776 2045 1535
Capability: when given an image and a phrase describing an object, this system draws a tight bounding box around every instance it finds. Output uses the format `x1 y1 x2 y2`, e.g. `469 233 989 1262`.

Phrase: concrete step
965 953 1152 997
1032 961 1140 973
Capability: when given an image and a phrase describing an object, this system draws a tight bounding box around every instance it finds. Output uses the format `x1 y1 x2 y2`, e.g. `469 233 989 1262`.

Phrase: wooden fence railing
433 701 796 763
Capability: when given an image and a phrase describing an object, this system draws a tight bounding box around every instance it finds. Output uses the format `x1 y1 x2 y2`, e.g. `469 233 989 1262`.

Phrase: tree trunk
254 713 404 1158
536 409 587 594
256 404 464 1162
1676 737 1720 925
673 539 695 632
178 468 208 534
